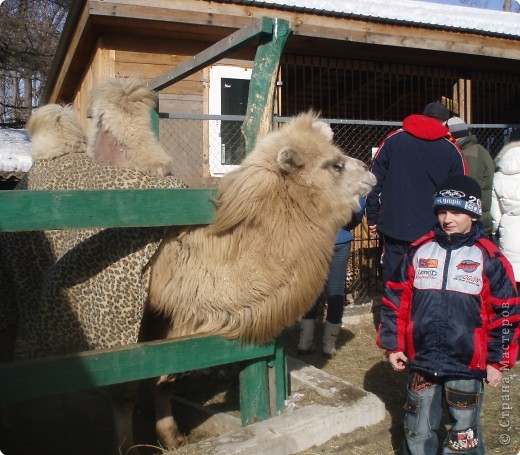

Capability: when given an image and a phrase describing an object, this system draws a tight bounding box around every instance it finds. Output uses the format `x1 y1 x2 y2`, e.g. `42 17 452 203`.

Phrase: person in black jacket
366 102 467 284
377 175 519 455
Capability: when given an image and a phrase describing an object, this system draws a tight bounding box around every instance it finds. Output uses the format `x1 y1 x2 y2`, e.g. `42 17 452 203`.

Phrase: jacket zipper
434 246 452 376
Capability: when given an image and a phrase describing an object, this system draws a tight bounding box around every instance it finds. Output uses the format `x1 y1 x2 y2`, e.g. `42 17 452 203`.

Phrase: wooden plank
273 334 288 415
242 18 292 153
0 188 217 231
104 33 208 56
115 61 202 82
90 1 256 32
239 358 271 425
115 50 189 66
44 1 90 104
147 17 273 91
0 336 276 405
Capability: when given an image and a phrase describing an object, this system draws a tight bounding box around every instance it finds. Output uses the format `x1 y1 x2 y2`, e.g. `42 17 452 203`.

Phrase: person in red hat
366 102 467 285
377 175 519 455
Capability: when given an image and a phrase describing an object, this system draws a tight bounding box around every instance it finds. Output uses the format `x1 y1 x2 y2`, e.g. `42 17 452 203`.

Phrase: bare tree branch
0 0 71 126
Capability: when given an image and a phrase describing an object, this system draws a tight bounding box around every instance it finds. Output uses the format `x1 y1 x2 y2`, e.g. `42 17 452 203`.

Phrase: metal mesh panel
159 114 515 302
330 121 398 301
471 127 511 159
159 115 248 188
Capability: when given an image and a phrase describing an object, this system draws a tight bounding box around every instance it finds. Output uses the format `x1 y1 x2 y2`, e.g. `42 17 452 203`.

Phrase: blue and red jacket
377 223 520 378
366 114 467 242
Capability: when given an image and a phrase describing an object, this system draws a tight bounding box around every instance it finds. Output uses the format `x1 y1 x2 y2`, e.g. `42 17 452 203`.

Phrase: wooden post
273 333 288 414
242 18 292 154
150 106 160 139
239 358 271 425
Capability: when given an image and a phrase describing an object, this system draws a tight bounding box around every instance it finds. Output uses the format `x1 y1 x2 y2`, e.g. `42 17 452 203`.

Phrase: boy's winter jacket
366 114 466 243
377 223 519 379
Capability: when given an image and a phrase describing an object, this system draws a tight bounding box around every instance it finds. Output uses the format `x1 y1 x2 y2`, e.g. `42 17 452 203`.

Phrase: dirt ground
285 306 520 455
0 304 518 455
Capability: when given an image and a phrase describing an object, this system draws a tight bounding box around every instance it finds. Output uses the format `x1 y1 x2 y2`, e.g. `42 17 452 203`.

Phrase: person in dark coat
366 102 467 284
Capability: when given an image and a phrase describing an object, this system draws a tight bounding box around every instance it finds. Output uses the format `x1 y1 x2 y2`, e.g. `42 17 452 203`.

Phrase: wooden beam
147 17 273 91
0 335 275 405
240 359 270 425
0 188 217 231
43 0 90 103
242 18 292 153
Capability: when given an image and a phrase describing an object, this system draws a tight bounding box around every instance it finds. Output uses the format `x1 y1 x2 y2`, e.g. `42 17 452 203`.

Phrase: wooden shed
43 0 520 164
44 0 520 117
42 0 520 296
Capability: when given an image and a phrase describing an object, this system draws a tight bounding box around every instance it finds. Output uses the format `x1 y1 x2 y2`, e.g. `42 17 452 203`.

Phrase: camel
143 112 376 448
0 78 376 453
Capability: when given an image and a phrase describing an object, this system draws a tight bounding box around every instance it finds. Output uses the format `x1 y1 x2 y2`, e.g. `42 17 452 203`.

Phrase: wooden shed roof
43 0 520 104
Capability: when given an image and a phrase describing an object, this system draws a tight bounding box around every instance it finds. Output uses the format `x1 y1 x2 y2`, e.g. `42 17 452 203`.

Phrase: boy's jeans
403 370 484 455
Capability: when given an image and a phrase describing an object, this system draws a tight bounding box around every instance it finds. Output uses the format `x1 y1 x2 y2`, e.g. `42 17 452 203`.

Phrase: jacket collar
433 221 484 249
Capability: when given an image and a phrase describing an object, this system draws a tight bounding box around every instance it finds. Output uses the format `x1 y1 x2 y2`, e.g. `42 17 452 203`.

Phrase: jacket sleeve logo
456 260 480 273
419 258 438 268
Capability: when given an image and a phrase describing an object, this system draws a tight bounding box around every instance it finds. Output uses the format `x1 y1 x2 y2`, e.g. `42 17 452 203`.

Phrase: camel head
211 111 376 236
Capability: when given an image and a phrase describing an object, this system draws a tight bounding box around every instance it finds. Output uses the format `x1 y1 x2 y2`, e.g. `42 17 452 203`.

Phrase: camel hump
86 77 173 177
27 103 86 161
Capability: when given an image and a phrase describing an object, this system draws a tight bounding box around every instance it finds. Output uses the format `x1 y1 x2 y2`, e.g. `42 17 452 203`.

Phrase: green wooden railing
0 15 293 427
0 188 288 426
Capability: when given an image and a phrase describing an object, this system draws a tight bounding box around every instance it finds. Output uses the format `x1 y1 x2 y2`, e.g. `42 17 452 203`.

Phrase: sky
415 0 519 10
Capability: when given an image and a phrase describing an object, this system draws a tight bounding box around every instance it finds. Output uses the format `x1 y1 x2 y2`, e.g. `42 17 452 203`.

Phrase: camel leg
153 375 185 449
139 311 185 448
105 382 140 455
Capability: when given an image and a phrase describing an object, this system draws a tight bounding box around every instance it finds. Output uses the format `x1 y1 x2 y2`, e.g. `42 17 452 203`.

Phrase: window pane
220 78 250 165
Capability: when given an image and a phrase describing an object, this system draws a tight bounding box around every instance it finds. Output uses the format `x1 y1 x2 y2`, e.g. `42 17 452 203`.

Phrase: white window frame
209 65 252 177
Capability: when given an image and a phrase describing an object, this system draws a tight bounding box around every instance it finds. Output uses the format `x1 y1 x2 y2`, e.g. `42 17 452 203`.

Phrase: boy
377 175 519 455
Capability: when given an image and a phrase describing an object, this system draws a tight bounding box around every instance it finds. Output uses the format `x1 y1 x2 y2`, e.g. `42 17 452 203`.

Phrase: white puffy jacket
491 140 520 281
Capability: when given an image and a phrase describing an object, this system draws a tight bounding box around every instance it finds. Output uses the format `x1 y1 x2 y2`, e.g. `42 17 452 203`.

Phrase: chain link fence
159 113 516 304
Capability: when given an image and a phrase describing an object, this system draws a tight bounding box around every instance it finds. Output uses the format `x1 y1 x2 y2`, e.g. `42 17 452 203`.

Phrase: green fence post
150 105 160 139
242 18 292 153
239 358 270 426
273 333 288 414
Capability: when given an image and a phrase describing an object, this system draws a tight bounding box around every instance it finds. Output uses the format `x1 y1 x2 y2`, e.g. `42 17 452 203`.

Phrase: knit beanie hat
433 175 482 218
423 102 450 122
447 117 470 139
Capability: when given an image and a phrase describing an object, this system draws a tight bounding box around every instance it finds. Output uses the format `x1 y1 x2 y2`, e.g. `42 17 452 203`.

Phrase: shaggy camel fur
87 77 174 176
144 112 376 447
148 114 375 343
26 103 86 160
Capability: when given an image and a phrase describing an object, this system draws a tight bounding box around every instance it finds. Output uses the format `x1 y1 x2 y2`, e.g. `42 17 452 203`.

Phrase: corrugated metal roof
218 0 520 38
